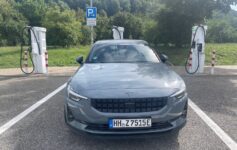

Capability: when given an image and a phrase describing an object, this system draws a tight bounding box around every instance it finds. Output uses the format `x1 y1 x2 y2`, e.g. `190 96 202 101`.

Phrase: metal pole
90 0 93 46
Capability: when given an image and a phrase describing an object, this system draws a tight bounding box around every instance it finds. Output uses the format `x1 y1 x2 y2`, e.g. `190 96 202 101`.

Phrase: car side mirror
160 54 168 63
76 56 83 64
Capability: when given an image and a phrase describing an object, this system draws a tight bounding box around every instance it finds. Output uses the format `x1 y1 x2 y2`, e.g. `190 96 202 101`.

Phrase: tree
95 15 112 40
120 0 131 12
130 0 151 14
81 25 91 45
42 5 82 47
104 0 120 16
16 0 47 26
0 0 27 46
64 0 87 10
154 0 237 46
143 19 157 44
207 10 237 43
130 0 142 13
160 0 237 21
112 12 143 39
155 8 194 46
1 0 236 46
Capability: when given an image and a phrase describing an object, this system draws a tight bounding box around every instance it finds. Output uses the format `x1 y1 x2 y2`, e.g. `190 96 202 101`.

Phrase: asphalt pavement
0 73 236 150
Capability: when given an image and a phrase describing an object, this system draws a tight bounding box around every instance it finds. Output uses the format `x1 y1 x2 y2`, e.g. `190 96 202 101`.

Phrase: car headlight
67 85 88 102
169 89 186 101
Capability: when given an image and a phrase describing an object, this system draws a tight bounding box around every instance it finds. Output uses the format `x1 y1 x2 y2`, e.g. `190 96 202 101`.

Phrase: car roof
94 39 148 45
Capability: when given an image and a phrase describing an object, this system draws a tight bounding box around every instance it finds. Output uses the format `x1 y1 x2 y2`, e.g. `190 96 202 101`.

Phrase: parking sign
86 7 97 18
86 7 97 26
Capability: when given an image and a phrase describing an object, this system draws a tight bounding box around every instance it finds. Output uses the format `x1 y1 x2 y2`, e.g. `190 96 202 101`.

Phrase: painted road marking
0 83 67 136
0 83 236 150
189 99 237 150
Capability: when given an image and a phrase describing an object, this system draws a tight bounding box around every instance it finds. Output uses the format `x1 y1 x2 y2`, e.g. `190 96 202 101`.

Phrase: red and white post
45 51 48 73
23 50 28 73
188 50 193 71
211 50 216 75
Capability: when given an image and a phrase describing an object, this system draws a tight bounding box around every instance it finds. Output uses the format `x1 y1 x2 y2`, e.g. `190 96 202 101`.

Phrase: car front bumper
64 95 188 135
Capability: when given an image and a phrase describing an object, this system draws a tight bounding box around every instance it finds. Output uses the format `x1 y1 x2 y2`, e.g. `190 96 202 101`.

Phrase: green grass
0 47 20 68
158 43 237 66
205 43 237 65
0 46 90 68
0 44 236 68
47 46 90 67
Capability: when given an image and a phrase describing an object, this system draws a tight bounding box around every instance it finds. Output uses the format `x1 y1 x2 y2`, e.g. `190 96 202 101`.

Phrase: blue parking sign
86 7 97 19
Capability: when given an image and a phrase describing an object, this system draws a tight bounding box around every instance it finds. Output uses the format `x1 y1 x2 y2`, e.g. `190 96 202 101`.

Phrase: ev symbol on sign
86 7 97 19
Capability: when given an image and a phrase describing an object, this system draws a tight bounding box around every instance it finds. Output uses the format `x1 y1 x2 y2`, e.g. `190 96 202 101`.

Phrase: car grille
86 122 173 131
91 97 168 113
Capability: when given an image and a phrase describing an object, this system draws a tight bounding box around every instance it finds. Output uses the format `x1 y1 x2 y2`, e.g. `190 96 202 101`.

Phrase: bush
112 12 143 39
95 15 112 40
207 11 237 43
42 5 82 47
0 0 27 46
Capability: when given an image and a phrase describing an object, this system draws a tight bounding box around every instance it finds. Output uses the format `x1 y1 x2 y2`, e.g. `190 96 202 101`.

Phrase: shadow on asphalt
0 75 27 81
173 66 237 76
0 75 72 82
67 130 180 150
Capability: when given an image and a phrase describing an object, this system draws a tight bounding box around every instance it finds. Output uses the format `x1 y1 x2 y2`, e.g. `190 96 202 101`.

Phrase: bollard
24 50 28 73
188 50 193 71
211 50 216 75
45 51 48 73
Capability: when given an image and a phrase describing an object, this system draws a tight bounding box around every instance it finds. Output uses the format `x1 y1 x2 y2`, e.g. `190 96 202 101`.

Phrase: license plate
109 118 152 128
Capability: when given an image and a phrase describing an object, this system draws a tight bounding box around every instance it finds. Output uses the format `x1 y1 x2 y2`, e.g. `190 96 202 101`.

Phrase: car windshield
87 44 160 63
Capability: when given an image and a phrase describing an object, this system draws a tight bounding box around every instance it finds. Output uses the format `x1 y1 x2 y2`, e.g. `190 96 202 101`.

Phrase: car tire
64 106 68 124
182 101 188 118
172 128 180 137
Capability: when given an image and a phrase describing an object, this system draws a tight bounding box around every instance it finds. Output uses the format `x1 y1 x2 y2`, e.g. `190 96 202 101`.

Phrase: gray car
64 40 188 136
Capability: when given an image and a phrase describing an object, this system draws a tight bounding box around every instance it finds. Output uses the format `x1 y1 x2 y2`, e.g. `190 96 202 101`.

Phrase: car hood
69 63 185 98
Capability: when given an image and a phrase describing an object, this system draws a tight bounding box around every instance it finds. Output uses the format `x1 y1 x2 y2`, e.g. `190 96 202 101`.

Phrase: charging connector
20 26 41 74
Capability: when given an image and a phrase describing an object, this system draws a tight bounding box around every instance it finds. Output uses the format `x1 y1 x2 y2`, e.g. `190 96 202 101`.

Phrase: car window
87 44 160 63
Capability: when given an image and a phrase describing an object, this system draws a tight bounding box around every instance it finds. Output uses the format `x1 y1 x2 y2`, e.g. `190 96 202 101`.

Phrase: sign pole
90 0 93 46
86 1 96 45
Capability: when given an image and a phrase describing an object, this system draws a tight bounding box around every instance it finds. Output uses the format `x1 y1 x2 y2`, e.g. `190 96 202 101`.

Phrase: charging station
112 26 124 40
20 26 48 74
185 25 207 74
30 27 47 74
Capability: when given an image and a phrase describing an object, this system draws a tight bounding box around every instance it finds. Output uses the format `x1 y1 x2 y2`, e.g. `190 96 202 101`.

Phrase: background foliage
0 0 237 47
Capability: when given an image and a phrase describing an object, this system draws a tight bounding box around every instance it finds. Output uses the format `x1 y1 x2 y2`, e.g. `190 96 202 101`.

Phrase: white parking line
0 84 236 150
0 83 67 136
189 99 237 150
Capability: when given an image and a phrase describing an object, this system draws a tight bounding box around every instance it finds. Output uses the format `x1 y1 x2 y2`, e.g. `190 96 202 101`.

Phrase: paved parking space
0 76 68 126
183 76 237 142
0 75 236 150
